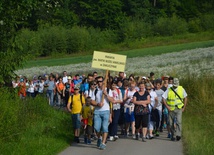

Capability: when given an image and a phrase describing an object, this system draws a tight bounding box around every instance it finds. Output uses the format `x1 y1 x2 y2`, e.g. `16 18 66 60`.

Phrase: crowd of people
12 71 187 150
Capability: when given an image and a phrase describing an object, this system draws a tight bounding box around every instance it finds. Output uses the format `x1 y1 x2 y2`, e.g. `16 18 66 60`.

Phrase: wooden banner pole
101 70 109 103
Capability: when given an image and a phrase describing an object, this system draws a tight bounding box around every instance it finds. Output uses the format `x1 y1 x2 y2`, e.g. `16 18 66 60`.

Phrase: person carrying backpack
67 85 85 143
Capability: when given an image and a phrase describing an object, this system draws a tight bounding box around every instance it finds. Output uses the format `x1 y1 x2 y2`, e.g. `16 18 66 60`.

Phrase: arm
162 98 171 112
67 96 72 112
154 97 158 109
113 91 123 104
133 95 151 107
182 97 187 112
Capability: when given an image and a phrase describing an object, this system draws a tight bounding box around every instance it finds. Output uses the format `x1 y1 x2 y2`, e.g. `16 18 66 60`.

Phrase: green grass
0 91 72 155
24 39 214 68
182 74 214 155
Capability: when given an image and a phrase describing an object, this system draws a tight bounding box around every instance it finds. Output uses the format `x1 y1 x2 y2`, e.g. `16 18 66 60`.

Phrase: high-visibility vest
167 86 184 111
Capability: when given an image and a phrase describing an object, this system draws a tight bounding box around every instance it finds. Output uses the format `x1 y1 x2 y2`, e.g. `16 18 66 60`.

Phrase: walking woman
133 82 151 142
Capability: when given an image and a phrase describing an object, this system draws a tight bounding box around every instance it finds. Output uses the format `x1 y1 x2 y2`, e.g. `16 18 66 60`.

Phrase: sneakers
99 143 106 150
167 133 171 138
109 136 114 141
84 137 87 144
171 137 176 141
155 131 160 137
87 139 91 144
146 134 154 139
142 137 146 142
132 135 136 139
135 134 139 140
74 136 80 143
149 135 154 139
97 139 102 147
114 135 119 140
176 136 181 141
146 134 149 139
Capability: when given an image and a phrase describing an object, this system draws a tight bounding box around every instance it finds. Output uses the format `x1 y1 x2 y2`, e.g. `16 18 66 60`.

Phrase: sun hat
67 76 72 80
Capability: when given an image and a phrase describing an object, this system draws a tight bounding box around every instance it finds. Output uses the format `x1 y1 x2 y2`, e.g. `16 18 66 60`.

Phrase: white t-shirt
148 90 157 111
112 89 122 110
38 81 44 93
85 88 96 99
62 76 68 84
155 89 165 110
162 87 187 100
28 84 35 93
91 87 113 112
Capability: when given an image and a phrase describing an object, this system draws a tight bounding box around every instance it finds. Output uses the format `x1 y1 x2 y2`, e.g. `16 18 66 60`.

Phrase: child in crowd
82 97 94 144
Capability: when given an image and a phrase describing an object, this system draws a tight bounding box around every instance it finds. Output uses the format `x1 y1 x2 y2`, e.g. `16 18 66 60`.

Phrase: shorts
125 112 135 123
135 114 148 129
93 110 110 133
71 113 81 129
86 125 93 135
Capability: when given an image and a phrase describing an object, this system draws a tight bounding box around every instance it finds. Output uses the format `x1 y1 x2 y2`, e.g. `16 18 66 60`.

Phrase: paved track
59 130 183 155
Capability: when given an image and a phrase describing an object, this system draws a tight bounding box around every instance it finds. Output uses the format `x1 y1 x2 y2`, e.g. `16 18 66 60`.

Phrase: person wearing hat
67 85 85 143
63 76 74 107
162 78 188 141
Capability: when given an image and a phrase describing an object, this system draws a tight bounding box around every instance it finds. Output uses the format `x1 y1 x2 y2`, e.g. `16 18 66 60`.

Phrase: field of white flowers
16 46 214 79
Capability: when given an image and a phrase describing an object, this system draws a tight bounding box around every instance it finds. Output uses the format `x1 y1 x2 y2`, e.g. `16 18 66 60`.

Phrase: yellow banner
92 51 127 72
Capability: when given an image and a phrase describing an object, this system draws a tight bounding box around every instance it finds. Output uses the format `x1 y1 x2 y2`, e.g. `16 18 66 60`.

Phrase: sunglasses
97 80 103 83
146 89 151 90
93 83 97 85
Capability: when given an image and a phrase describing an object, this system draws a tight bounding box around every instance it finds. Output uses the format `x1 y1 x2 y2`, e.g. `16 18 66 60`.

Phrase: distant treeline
1 0 214 84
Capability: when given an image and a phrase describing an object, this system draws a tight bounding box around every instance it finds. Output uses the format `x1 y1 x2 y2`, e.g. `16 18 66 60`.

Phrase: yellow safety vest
167 86 184 111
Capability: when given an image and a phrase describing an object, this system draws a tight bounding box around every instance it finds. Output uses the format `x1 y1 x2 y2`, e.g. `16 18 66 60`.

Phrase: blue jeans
47 90 54 106
94 110 110 133
109 109 120 136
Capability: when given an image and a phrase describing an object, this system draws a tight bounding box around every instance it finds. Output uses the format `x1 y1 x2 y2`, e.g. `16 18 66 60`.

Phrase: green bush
87 27 117 51
200 14 214 31
66 26 90 54
153 15 188 36
187 18 202 33
38 26 67 56
118 19 153 42
15 29 42 58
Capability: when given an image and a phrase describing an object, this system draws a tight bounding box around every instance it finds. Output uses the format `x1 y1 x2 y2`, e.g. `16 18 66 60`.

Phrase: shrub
66 26 90 54
187 18 202 33
38 26 67 56
200 14 214 31
118 19 153 42
153 15 188 36
15 29 42 58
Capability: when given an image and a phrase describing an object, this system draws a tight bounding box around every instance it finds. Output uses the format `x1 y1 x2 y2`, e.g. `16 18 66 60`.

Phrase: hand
109 115 112 123
98 102 104 107
182 108 185 112
167 106 171 112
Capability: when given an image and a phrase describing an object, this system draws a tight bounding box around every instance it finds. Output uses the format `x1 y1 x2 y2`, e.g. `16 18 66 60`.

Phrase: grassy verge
0 90 72 155
25 39 214 68
182 74 214 155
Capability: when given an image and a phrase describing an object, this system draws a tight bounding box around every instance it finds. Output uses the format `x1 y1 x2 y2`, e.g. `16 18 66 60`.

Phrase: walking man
162 78 187 141
90 76 114 150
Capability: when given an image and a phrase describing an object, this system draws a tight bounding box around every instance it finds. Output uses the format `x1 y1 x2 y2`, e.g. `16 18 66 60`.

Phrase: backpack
70 94 83 108
94 87 110 97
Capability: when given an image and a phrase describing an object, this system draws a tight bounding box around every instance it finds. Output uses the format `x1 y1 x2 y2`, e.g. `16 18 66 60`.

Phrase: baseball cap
173 78 179 87
74 85 80 90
